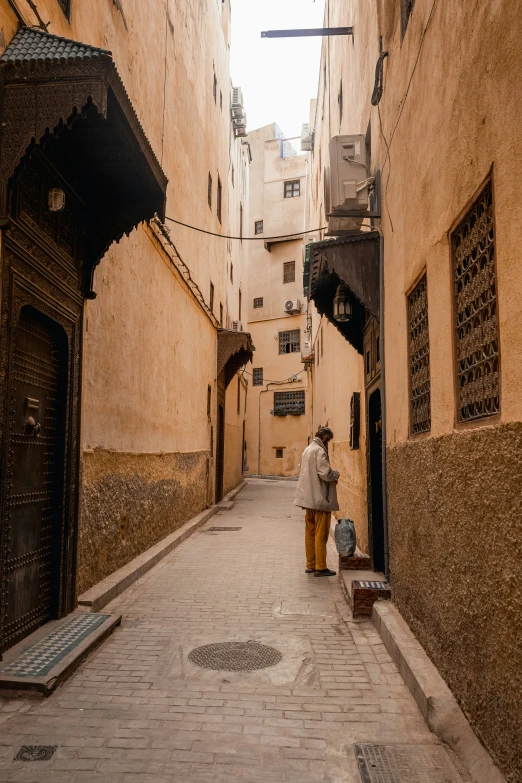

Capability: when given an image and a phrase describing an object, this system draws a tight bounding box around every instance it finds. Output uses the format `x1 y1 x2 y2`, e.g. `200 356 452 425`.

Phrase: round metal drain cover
188 641 282 671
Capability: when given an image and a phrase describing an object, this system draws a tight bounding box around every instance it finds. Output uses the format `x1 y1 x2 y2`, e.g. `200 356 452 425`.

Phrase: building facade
0 0 252 654
304 1 522 780
244 125 309 477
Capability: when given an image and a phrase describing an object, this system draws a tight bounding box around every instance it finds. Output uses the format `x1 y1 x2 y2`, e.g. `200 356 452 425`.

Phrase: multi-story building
0 0 251 654
244 125 309 477
304 1 522 779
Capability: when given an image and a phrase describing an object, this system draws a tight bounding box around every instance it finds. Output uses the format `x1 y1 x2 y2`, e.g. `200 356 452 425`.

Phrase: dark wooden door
216 405 225 503
368 388 385 573
2 306 67 651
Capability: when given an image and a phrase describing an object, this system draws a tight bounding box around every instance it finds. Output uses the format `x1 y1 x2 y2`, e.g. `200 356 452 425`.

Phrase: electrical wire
242 368 304 385
164 215 327 241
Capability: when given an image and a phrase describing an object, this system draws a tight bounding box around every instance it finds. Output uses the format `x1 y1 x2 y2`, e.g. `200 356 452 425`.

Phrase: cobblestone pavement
0 479 443 782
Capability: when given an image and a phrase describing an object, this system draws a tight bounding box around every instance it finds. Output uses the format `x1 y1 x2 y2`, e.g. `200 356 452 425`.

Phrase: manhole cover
205 526 242 532
14 746 57 762
355 744 463 783
189 641 282 671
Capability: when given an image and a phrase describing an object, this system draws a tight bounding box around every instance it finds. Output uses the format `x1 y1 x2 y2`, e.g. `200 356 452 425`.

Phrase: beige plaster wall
223 376 247 495
245 126 309 477
305 1 522 780
0 0 249 587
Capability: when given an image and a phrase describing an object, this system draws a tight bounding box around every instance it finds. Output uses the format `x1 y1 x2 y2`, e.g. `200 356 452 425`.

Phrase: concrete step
339 568 391 618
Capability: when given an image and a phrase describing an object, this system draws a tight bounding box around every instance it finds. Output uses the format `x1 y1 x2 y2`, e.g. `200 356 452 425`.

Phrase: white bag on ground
334 519 356 557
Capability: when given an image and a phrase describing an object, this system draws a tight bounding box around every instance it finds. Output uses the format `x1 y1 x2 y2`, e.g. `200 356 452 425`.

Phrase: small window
253 297 263 309
275 448 284 459
279 330 300 354
208 173 212 209
255 220 264 235
210 282 214 313
217 177 222 223
273 390 305 415
207 385 212 419
408 274 431 434
283 261 295 284
219 303 223 326
230 263 233 283
401 0 415 37
284 180 300 198
253 368 263 386
213 73 217 102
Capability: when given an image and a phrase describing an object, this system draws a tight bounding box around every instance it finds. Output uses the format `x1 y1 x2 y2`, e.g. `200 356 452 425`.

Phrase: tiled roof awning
0 28 167 297
308 232 380 354
217 330 254 388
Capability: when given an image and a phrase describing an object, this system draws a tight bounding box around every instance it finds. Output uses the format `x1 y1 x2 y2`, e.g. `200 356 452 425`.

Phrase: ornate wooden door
2 307 68 651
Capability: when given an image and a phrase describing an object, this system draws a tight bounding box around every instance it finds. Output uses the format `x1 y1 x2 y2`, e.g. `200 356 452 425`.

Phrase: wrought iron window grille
253 297 263 309
284 180 300 198
408 274 431 434
452 182 499 423
283 261 295 284
253 368 263 386
278 330 300 354
273 390 305 415
255 220 263 235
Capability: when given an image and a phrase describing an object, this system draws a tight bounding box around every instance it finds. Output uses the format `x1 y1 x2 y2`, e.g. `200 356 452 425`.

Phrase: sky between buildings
229 0 326 140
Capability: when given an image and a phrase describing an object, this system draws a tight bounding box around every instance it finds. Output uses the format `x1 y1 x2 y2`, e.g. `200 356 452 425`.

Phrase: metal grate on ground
14 746 57 762
354 744 463 783
0 613 109 677
188 641 282 671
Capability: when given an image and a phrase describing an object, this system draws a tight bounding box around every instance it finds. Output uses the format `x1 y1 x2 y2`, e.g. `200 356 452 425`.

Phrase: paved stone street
0 480 445 782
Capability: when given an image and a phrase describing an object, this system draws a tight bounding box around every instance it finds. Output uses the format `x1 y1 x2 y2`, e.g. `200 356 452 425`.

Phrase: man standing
295 427 339 577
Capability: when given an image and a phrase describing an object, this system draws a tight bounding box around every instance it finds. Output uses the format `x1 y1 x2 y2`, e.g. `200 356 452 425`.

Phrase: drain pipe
379 232 390 581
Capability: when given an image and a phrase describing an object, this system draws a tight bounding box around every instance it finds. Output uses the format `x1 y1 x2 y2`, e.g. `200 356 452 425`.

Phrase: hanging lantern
333 282 352 322
48 188 65 212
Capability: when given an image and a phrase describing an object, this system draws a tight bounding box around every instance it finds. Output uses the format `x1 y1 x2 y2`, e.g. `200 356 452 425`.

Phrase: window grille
255 220 263 235
452 182 499 422
208 173 212 209
283 261 295 284
230 263 233 283
273 390 305 415
275 448 284 459
284 180 300 198
209 282 214 313
408 274 431 434
217 177 222 223
253 368 263 386
57 0 70 18
279 330 300 354
253 297 263 309
401 0 415 37
219 303 223 326
207 385 212 418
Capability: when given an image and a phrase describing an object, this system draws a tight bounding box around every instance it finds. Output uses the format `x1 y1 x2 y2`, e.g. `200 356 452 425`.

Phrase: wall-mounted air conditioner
329 135 369 213
284 299 301 314
301 123 313 151
232 321 239 331
231 87 243 108
231 87 247 139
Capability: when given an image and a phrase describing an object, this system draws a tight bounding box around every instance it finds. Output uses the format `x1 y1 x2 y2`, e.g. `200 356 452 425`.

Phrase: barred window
275 448 284 458
255 220 263 235
284 180 300 198
452 182 499 423
253 297 263 309
279 330 300 354
274 390 305 415
283 261 295 284
253 368 263 386
408 275 431 434
217 176 222 223
209 282 214 313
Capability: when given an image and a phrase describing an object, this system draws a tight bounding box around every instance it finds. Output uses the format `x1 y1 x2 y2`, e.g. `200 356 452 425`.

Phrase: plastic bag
334 519 356 557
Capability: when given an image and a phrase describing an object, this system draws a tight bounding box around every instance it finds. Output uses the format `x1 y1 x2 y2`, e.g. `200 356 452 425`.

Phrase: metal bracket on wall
261 28 353 38
327 212 382 219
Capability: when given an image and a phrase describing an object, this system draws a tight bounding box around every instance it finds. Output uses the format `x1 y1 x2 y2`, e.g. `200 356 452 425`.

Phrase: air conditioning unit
284 299 301 314
233 115 246 129
231 87 243 108
301 123 313 151
329 135 369 213
231 106 245 119
232 321 239 331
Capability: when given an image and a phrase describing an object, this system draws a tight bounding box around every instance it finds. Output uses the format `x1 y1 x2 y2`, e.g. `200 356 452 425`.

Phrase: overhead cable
164 215 327 241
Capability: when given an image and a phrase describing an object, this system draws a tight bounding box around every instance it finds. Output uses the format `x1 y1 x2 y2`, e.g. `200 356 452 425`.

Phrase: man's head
315 426 334 444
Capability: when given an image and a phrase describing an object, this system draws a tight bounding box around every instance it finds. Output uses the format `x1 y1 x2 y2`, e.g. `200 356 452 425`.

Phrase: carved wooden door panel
2 306 67 652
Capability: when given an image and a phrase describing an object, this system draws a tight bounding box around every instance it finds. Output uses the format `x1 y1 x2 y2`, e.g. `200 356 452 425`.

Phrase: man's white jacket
294 437 340 512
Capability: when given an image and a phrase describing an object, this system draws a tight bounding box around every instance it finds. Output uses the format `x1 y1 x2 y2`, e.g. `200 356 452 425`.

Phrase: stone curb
78 480 247 612
372 602 506 783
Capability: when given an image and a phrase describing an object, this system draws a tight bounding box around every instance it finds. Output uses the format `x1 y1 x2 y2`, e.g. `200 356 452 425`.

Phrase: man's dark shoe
314 568 336 577
305 568 315 574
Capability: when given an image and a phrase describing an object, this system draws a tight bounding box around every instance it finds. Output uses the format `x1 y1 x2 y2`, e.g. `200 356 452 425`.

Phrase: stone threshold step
339 569 391 618
78 479 246 612
0 611 121 695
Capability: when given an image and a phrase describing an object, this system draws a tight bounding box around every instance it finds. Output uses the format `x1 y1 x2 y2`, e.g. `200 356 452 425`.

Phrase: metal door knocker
24 416 41 436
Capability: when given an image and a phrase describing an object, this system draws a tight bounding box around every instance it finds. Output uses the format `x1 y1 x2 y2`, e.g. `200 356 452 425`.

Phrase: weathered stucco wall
78 449 208 594
387 423 522 781
223 377 247 495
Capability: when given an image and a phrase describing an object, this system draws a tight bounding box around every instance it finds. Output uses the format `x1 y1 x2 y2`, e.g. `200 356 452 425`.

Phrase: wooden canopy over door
0 28 167 653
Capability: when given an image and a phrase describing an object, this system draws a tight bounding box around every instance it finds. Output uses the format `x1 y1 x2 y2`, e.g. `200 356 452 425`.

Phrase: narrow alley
0 480 465 783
